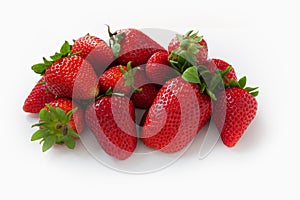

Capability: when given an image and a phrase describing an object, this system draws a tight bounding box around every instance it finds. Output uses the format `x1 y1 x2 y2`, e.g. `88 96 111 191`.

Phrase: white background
1 0 299 199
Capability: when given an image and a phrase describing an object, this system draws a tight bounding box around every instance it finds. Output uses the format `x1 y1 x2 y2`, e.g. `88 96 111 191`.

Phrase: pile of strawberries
23 26 258 160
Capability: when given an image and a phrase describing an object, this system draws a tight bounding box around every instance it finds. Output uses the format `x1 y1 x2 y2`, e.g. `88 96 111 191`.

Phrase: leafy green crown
31 104 79 152
31 41 81 75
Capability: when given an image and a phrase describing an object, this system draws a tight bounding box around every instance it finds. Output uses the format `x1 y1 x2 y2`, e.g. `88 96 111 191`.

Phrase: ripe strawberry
205 58 237 84
99 64 131 94
45 56 99 99
23 77 56 113
168 31 208 65
31 98 84 152
85 95 137 160
141 76 212 153
213 77 258 147
130 68 159 109
72 35 114 74
108 27 165 67
32 41 99 99
145 51 179 85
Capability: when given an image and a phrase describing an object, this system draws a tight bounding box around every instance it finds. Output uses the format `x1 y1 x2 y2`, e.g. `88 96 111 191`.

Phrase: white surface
1 0 299 199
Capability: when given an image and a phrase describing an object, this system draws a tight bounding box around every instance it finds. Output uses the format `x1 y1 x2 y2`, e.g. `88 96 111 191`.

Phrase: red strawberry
108 27 165 67
31 98 84 152
205 58 237 84
213 78 258 147
45 56 99 99
168 31 208 65
145 51 179 85
72 35 114 74
85 95 137 160
141 76 212 153
23 77 56 113
129 66 159 109
32 42 99 100
99 64 131 94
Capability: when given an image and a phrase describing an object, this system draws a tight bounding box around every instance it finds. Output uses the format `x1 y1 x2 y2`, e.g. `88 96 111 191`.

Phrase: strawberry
108 26 165 67
213 77 258 147
99 64 131 95
85 94 137 160
45 55 99 99
141 76 212 153
32 41 99 99
130 68 159 109
31 98 84 152
168 30 208 65
205 58 237 84
72 35 114 74
23 77 56 113
145 51 179 85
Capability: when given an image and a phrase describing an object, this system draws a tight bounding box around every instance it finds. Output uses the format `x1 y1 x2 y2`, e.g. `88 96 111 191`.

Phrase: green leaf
112 43 121 57
245 87 259 92
238 76 247 88
64 136 76 149
31 122 47 128
205 88 217 101
185 30 193 37
39 108 49 121
42 135 56 152
50 52 62 61
68 129 80 139
66 107 78 121
32 63 47 75
182 66 200 84
60 41 71 55
229 79 240 88
31 130 45 141
250 91 259 97
43 57 53 66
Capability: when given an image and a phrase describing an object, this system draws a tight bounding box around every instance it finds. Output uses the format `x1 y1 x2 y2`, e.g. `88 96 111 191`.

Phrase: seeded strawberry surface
99 65 131 94
23 77 56 113
213 87 258 147
146 51 178 85
85 96 137 160
141 77 212 153
205 58 237 84
115 28 166 67
72 35 114 74
45 56 99 99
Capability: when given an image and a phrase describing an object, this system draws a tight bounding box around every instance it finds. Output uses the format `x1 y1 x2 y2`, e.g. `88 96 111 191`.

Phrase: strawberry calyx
31 104 79 152
119 61 143 93
226 77 259 97
168 30 205 73
32 41 81 75
182 65 259 100
107 25 124 58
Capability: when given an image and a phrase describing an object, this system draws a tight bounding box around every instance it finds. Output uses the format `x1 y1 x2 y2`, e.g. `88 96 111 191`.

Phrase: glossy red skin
72 36 114 75
116 28 166 67
141 77 212 153
213 88 258 147
168 36 208 65
205 58 238 84
45 56 99 100
145 51 179 85
46 98 84 134
131 84 158 109
85 96 137 160
130 67 159 109
99 65 131 94
23 77 56 113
